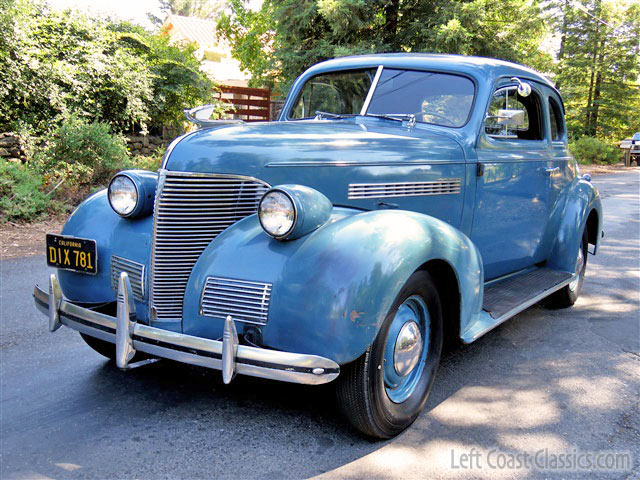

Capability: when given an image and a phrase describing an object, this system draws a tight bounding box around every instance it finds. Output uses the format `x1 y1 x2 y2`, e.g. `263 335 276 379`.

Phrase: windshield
289 67 475 127
290 69 377 119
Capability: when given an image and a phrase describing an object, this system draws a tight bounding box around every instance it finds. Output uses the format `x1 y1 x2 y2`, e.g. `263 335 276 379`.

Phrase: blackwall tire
336 270 443 438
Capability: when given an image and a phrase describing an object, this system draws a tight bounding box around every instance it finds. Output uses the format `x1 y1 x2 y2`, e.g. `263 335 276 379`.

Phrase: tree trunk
558 0 570 60
591 38 606 137
383 0 400 51
584 22 600 136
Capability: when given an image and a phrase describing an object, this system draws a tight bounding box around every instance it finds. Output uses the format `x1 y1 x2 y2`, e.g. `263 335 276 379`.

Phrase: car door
471 80 551 280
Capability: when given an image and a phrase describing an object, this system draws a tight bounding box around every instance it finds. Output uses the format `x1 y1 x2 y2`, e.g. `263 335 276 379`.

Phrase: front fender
183 208 483 364
546 177 602 272
57 190 153 318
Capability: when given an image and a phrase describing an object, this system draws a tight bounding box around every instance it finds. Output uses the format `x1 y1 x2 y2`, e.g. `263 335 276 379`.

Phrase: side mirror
495 109 526 127
510 77 532 97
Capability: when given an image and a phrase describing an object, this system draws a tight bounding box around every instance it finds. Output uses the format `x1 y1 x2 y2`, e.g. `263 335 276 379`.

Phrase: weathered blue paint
182 208 483 364
263 185 333 240
58 190 156 326
51 53 602 365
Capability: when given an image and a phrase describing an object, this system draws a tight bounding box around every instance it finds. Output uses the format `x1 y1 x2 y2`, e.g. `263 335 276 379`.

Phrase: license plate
46 234 98 275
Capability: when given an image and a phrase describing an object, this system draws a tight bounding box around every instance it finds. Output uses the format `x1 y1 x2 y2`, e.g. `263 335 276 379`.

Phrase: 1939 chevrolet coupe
34 54 603 438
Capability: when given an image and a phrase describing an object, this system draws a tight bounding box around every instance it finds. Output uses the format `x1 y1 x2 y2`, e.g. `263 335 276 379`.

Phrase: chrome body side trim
348 179 462 199
34 276 339 385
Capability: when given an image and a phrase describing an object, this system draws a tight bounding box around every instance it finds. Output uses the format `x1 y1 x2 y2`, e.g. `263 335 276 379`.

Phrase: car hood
164 119 465 177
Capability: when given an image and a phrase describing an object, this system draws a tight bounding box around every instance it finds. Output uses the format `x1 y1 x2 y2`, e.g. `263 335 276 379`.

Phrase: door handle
545 166 560 175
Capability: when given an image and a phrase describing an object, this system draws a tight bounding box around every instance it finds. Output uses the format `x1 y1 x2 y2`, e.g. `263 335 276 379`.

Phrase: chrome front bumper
33 273 339 385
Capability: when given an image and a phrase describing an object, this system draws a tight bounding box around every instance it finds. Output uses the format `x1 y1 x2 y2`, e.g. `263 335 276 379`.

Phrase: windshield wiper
366 113 416 126
314 111 355 120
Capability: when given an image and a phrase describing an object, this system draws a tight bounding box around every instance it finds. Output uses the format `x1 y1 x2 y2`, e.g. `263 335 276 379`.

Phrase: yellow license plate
46 234 98 275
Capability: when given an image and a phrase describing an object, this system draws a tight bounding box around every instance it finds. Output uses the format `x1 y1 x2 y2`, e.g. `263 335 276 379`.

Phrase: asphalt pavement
1 170 639 479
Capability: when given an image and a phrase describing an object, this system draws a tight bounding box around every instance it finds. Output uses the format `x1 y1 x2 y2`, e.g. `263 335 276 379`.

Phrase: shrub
35 116 130 186
0 160 62 221
569 137 620 165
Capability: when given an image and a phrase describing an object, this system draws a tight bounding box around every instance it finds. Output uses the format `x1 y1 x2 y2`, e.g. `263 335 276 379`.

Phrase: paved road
1 171 639 479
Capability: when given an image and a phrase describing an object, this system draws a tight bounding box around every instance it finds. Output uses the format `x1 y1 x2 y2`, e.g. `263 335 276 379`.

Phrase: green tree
218 0 551 92
552 0 640 140
160 0 221 19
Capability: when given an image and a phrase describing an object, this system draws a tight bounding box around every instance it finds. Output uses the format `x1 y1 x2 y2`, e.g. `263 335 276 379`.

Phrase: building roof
163 14 217 49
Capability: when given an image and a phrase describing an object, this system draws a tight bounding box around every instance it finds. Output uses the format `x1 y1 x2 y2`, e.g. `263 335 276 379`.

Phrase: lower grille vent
200 276 272 325
111 255 145 301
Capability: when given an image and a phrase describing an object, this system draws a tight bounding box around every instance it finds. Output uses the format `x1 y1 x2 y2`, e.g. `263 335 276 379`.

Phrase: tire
547 229 588 308
80 333 148 363
336 270 443 438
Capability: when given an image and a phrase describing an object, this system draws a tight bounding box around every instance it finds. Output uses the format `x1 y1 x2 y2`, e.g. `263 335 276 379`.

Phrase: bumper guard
33 273 339 385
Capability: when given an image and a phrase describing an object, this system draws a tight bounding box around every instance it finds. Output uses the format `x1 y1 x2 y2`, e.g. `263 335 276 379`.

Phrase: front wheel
80 333 148 363
336 271 443 438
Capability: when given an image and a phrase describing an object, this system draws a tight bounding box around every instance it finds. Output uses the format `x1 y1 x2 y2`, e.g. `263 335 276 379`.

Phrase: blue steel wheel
336 271 443 439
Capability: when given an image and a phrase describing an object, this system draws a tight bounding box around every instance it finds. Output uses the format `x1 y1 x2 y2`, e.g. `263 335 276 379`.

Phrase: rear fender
546 177 603 272
183 208 483 364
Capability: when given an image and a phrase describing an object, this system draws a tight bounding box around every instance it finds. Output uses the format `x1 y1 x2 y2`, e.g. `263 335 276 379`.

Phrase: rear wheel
547 230 588 308
336 271 443 438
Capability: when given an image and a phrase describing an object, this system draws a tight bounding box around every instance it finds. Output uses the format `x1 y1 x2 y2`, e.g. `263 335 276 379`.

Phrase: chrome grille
150 171 270 322
348 179 461 199
200 276 272 325
110 255 145 301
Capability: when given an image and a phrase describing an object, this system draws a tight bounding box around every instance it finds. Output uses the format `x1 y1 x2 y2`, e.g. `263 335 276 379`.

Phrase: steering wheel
412 111 456 127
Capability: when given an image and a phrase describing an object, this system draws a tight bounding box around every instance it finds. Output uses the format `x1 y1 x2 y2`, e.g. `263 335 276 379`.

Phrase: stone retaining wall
0 133 28 163
124 134 165 155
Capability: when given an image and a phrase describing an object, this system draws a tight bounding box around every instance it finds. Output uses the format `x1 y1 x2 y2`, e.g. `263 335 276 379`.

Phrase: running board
461 267 575 343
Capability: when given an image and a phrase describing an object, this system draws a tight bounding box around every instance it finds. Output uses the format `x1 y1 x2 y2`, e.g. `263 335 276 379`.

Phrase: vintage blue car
34 54 602 438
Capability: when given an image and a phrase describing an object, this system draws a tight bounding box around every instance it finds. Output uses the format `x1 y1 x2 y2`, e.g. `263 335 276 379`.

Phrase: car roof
633 132 640 139
305 53 556 89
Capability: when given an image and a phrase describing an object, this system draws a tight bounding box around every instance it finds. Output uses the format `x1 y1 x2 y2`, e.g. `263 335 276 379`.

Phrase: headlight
258 190 296 239
108 174 139 217
258 185 332 241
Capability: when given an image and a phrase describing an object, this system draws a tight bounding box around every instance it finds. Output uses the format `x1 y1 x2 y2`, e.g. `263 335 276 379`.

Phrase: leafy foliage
34 116 130 186
569 136 620 165
547 0 639 141
159 0 221 20
218 0 551 93
0 0 225 135
0 160 63 221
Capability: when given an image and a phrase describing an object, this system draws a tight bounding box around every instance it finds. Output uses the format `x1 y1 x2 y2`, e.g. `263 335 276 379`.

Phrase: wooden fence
218 85 271 122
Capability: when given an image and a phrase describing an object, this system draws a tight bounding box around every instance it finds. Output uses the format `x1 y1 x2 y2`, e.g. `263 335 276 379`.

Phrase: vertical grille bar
150 171 270 322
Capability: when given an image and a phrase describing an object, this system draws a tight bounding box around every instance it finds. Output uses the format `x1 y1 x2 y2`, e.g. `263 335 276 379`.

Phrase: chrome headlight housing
108 174 138 217
258 189 296 239
108 170 157 218
258 185 332 241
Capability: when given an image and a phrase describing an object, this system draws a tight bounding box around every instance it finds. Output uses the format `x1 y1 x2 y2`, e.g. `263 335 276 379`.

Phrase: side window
549 97 564 141
485 86 544 140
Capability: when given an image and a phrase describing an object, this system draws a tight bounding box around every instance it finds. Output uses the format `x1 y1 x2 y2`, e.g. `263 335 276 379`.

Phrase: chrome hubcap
569 247 585 292
394 321 423 377
383 295 430 403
